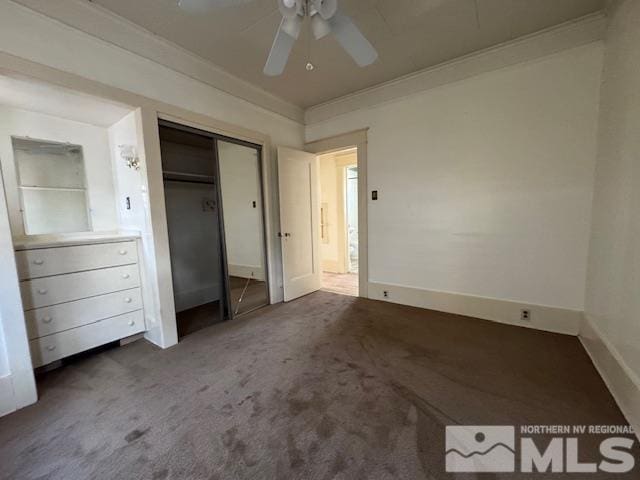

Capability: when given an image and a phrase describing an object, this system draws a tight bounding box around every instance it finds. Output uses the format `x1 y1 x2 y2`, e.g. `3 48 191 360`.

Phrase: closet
159 121 269 338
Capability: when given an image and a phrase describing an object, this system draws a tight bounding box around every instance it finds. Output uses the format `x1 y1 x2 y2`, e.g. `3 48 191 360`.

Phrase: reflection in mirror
218 140 269 315
12 137 90 235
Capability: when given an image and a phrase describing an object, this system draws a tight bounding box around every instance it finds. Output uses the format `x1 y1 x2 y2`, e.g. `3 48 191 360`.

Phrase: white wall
0 105 118 236
0 323 8 379
581 0 640 430
307 44 603 321
108 111 176 346
0 173 36 415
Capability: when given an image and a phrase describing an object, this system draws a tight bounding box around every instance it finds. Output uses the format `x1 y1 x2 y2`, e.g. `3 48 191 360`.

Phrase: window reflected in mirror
12 137 90 235
217 140 268 315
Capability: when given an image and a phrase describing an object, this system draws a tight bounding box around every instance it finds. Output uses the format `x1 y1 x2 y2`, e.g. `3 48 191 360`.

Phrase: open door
277 147 321 301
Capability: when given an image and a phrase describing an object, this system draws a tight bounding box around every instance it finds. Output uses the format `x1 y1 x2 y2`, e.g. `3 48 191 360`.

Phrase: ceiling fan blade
263 19 297 76
178 0 254 14
329 13 378 67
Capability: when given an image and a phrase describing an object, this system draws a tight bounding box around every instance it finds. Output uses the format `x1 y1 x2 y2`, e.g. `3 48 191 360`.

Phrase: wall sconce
119 144 140 171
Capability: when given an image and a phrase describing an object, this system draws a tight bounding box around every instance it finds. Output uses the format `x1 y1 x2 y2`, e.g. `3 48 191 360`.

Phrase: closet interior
159 121 269 338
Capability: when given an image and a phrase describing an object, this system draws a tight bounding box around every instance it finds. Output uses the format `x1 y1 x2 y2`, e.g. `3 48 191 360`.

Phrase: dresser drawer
29 310 144 368
24 288 143 339
21 264 140 310
15 241 137 280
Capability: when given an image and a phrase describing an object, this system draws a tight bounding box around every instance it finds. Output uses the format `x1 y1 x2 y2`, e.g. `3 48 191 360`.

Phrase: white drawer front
16 241 138 280
29 310 144 368
25 288 143 339
21 264 140 310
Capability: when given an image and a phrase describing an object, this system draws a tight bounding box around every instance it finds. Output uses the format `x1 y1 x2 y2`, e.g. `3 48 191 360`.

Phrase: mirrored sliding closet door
217 140 269 316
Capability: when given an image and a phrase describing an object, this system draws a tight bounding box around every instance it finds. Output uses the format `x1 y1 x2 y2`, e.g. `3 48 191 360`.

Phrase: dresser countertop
13 232 141 250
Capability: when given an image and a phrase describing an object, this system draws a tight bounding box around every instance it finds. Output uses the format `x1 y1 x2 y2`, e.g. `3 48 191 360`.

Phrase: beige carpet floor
0 292 636 479
229 276 268 315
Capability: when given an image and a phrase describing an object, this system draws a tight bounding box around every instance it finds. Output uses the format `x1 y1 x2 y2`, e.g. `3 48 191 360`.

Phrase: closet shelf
162 171 215 184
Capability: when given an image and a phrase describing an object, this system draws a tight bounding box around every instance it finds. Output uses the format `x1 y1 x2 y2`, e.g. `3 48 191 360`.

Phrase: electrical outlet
521 309 531 321
383 290 389 298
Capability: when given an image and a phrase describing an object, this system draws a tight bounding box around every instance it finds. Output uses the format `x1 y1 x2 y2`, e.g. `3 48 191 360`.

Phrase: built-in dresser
14 234 145 368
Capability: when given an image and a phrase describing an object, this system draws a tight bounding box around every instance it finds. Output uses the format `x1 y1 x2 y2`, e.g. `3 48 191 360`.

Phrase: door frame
305 129 369 299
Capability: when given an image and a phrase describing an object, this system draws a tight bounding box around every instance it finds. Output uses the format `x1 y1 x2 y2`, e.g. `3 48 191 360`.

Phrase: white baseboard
228 264 265 281
0 374 15 417
368 282 582 335
579 316 640 438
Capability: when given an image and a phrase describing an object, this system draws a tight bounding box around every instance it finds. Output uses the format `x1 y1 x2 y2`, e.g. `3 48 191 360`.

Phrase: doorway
318 148 359 296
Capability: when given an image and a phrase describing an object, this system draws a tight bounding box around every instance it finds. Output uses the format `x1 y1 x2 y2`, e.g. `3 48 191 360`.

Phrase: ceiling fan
178 0 378 76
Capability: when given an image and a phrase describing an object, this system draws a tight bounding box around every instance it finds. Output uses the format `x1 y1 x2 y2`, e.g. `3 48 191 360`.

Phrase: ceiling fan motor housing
312 0 338 20
278 0 304 19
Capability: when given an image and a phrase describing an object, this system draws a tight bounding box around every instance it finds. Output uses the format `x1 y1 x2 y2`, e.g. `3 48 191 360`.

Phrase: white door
278 147 321 301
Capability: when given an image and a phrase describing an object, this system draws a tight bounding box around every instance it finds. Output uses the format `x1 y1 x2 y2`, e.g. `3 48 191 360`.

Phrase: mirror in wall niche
217 140 269 316
12 137 91 235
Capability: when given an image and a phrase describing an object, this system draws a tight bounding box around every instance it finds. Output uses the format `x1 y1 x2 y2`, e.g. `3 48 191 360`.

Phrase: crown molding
10 0 304 124
4 2 608 127
305 12 607 126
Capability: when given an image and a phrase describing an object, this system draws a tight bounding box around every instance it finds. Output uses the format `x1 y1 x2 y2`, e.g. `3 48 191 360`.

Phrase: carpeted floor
0 292 637 479
229 276 268 315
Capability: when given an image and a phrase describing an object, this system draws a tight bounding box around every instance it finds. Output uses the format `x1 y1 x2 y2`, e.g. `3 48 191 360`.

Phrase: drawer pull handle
124 297 132 303
122 273 131 279
33 259 44 265
46 345 56 352
37 289 48 295
42 316 53 324
119 250 127 255
128 320 135 327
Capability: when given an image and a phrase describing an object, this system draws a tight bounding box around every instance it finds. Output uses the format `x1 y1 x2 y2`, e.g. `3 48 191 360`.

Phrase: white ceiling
15 0 605 109
0 74 133 127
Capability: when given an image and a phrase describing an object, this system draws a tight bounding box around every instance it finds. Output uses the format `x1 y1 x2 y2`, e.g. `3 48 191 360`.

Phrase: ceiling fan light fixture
266 0 378 76
278 0 301 19
312 0 337 20
311 14 331 40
